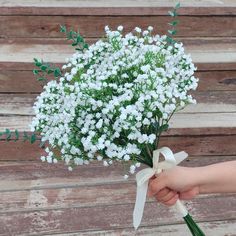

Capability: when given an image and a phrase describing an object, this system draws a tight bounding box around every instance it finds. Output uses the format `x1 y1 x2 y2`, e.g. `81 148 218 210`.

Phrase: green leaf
37 77 46 82
30 134 37 144
54 68 61 77
168 29 177 35
23 131 28 142
33 69 39 75
60 25 66 33
47 69 54 74
34 58 42 67
168 10 175 17
159 124 169 132
5 129 11 141
175 2 181 9
168 20 179 26
15 129 19 141
40 65 48 71
72 41 78 46
83 43 89 49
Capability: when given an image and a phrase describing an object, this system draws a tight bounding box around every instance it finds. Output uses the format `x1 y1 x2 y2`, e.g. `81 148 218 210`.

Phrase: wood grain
1 0 236 16
0 194 235 235
1 16 236 38
1 111 236 129
1 93 236 115
1 41 236 72
1 70 236 93
0 156 235 211
0 134 236 161
50 220 236 236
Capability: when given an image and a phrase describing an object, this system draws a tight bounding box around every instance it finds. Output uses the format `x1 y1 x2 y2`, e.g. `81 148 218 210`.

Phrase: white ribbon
133 147 189 229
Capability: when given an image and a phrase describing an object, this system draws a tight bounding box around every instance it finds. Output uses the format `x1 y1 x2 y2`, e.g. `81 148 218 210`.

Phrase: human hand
147 166 200 206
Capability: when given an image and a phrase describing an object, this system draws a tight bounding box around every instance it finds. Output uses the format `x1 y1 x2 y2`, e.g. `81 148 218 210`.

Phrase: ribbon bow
133 147 189 229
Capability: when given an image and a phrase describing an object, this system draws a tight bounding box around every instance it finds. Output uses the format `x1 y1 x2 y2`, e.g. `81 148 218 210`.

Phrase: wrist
190 166 207 193
195 166 211 194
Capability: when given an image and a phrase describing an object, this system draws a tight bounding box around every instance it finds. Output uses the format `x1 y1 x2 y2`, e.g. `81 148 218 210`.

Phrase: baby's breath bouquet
30 24 204 235
1 3 205 236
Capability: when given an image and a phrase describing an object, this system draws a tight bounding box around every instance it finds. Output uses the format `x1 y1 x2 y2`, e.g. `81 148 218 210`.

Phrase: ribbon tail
133 180 149 230
174 151 188 165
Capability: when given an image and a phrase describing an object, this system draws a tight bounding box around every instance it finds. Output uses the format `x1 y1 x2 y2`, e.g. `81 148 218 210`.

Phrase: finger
155 188 170 199
156 190 177 202
162 194 179 206
148 175 166 197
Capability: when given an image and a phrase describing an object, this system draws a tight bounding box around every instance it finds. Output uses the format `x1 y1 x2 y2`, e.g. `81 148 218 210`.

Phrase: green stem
183 214 206 236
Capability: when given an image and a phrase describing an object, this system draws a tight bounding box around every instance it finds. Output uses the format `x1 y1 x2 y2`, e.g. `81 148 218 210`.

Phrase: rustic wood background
0 0 236 235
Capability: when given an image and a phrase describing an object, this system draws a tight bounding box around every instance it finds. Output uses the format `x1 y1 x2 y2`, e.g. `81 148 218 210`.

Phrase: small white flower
103 160 109 167
97 155 103 161
68 166 73 171
134 27 141 33
117 25 123 31
135 162 141 168
124 155 130 161
124 174 129 179
148 26 153 31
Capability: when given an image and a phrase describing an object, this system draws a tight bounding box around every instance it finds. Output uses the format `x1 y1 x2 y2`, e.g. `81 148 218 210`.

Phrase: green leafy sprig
33 58 62 83
0 129 45 146
167 2 181 45
60 25 89 51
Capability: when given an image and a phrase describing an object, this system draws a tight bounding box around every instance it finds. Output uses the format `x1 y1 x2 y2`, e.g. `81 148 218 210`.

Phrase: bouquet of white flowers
31 25 204 235
1 3 206 235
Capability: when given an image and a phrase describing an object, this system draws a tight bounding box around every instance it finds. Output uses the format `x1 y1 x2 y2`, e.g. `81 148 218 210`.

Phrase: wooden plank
0 70 43 93
1 0 236 8
0 93 236 115
1 39 236 71
0 194 235 235
1 0 236 16
1 16 236 38
1 70 236 93
0 156 235 212
1 36 236 46
194 91 236 104
196 70 236 91
0 141 45 161
0 131 236 161
51 220 236 236
1 112 236 130
1 42 236 69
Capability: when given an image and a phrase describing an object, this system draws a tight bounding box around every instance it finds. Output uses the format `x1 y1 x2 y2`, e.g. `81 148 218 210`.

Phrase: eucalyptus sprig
0 129 41 144
167 2 181 45
33 58 62 83
60 25 89 51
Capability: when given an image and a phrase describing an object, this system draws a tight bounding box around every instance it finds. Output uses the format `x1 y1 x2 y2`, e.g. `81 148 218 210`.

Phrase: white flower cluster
31 26 198 177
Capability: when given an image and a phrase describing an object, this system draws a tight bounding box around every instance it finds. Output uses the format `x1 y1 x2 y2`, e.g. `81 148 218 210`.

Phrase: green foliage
0 129 39 144
33 58 62 83
167 2 181 45
60 25 89 51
